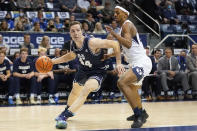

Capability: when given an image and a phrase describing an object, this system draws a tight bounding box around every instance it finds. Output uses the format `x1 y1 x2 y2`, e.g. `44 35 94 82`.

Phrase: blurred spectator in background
32 0 45 11
39 36 52 50
175 0 191 15
111 20 120 34
82 21 92 34
14 9 31 31
13 48 37 105
87 0 100 21
60 18 70 32
98 1 113 24
12 51 20 62
9 0 18 11
34 47 56 104
5 13 14 30
186 44 197 99
145 46 150 56
54 16 63 31
0 0 11 11
187 0 197 15
162 2 179 24
0 20 10 31
84 13 95 32
93 22 106 34
177 49 187 72
31 22 44 32
77 0 90 13
32 10 47 30
14 21 25 31
19 34 34 54
59 0 81 13
69 14 76 23
0 50 14 105
54 48 61 58
17 0 31 11
46 19 57 32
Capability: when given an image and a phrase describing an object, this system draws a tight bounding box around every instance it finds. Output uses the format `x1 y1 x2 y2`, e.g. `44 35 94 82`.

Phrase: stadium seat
57 12 70 19
189 25 197 33
0 11 7 20
171 25 183 33
26 11 38 20
160 24 174 33
43 12 55 19
176 15 189 22
10 11 19 19
72 13 86 21
189 15 197 24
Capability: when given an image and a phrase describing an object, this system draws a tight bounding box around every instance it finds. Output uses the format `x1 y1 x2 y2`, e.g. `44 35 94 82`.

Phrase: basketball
35 56 53 73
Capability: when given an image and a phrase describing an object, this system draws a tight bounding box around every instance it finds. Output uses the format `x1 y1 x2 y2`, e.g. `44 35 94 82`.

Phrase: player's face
70 24 83 42
114 8 125 23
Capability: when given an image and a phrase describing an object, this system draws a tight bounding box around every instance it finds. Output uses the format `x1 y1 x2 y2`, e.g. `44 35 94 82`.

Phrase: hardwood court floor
0 101 197 131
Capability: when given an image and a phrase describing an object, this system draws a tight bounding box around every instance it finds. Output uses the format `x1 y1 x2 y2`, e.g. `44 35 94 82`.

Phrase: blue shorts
73 69 106 89
132 66 145 82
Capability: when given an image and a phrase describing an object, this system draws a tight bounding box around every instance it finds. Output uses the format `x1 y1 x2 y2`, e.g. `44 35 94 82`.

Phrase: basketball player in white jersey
105 1 152 128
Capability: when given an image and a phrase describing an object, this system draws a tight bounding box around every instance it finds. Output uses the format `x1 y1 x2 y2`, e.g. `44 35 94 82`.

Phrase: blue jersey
13 58 34 74
71 36 107 72
0 59 10 75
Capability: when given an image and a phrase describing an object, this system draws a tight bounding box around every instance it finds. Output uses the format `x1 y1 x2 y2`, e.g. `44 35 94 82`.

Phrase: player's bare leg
117 69 148 128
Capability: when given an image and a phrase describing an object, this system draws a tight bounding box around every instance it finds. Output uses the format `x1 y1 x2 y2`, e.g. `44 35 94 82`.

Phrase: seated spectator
54 16 63 31
87 0 100 22
59 0 81 13
0 50 14 105
5 13 14 30
13 48 37 105
69 14 76 23
19 34 34 54
0 20 10 31
157 47 191 99
187 0 197 15
98 1 113 24
142 49 163 100
46 19 57 32
84 13 95 32
9 0 19 11
32 10 48 30
14 9 31 30
17 0 31 11
177 50 187 72
34 47 56 104
39 36 52 51
186 44 197 99
175 0 191 15
60 18 70 32
0 35 10 55
53 49 77 103
12 51 20 62
32 0 45 11
162 2 179 24
14 21 25 31
77 0 90 13
93 22 106 34
54 48 61 58
31 22 44 32
82 21 92 34
111 20 120 34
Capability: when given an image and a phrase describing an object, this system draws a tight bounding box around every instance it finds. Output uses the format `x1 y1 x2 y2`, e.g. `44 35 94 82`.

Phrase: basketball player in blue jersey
52 21 125 129
105 1 152 128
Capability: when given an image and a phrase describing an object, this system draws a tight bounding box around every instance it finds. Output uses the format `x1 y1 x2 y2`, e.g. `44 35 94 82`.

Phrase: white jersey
119 20 149 66
119 20 152 85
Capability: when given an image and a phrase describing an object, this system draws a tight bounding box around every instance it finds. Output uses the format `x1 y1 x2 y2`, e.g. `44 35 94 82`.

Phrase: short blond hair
38 47 47 53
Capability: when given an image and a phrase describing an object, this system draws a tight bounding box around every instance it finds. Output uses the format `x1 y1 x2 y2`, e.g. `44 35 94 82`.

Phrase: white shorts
129 58 152 86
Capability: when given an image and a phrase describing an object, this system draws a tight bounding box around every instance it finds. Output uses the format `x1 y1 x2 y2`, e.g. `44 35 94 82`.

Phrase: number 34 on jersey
77 54 92 68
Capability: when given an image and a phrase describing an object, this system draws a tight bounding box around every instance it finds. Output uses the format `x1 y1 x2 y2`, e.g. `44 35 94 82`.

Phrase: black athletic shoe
131 114 145 128
127 109 149 121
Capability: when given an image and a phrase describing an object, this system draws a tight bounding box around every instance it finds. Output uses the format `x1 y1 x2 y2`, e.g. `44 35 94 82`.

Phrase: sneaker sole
56 120 67 129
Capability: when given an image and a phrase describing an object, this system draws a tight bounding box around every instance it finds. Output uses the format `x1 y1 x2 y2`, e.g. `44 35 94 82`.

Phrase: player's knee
117 79 125 89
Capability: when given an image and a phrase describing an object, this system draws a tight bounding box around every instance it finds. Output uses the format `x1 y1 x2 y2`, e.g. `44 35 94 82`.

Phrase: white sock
30 94 34 98
15 94 20 99
8 96 13 99
49 94 53 98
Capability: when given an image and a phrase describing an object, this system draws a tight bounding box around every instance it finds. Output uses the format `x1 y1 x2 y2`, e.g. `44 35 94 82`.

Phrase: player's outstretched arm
52 52 76 65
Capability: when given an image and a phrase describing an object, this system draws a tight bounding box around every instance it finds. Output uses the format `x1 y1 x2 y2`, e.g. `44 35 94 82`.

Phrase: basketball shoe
127 109 149 121
131 113 146 128
55 109 74 121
